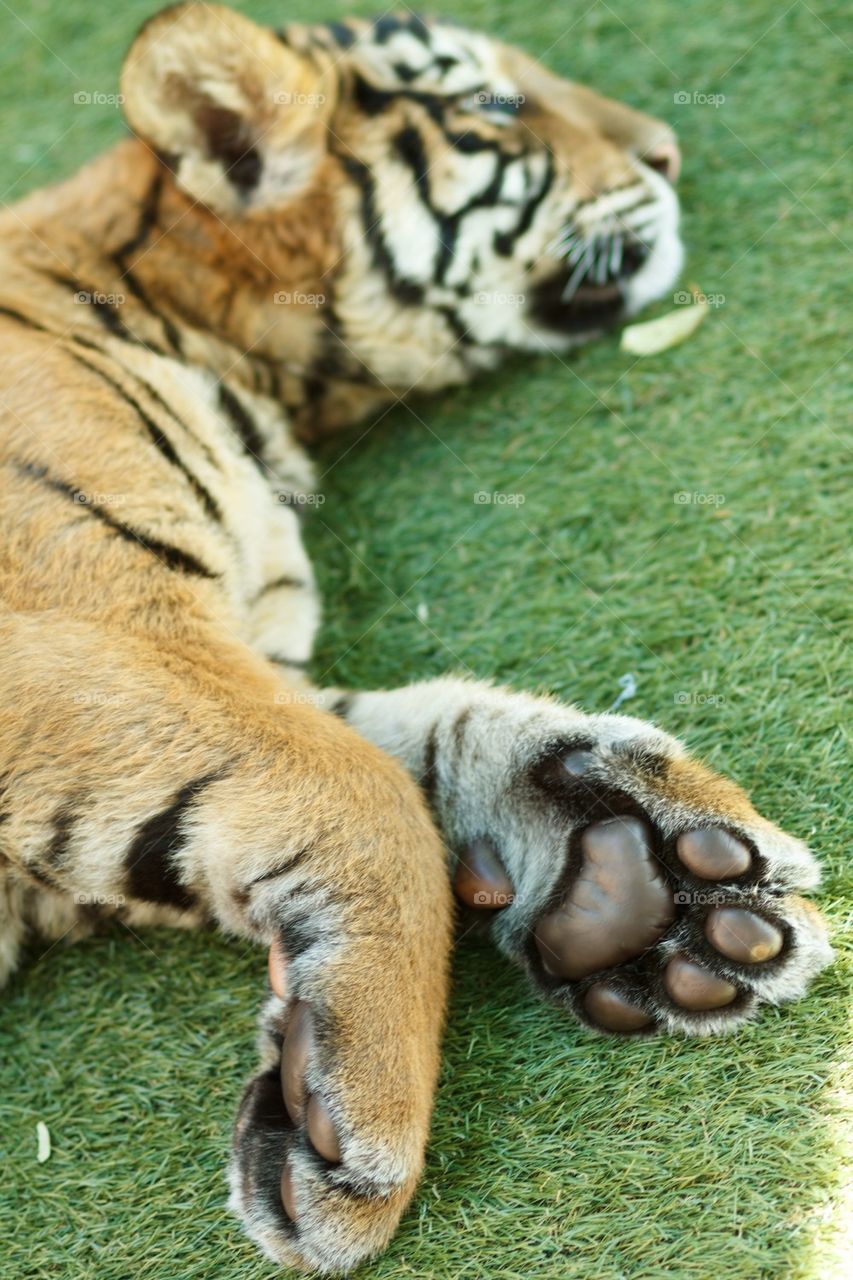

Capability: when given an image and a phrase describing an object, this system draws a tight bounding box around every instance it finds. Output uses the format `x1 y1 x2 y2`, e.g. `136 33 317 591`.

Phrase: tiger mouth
571 282 623 305
528 291 625 337
527 262 641 336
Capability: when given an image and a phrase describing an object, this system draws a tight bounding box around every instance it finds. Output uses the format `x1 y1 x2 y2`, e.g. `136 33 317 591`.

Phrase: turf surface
0 1 850 1277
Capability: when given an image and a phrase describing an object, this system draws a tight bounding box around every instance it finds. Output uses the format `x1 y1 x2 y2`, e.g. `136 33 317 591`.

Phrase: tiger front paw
445 702 832 1034
228 779 451 1276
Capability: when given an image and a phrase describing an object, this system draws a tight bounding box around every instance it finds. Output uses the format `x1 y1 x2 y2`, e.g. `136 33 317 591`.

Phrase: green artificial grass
0 1 850 1277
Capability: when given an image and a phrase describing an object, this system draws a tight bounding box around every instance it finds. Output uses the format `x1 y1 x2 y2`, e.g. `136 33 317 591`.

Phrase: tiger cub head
122 4 684 426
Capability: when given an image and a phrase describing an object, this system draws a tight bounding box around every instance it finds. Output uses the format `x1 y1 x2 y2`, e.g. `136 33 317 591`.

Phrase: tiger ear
120 2 335 214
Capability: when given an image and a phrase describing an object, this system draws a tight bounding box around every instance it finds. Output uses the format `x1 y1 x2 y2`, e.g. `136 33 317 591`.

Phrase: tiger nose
642 140 681 183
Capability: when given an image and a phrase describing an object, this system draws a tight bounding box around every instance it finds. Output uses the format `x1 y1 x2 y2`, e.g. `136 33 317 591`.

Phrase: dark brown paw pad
270 941 341 1227
705 905 783 963
280 1000 341 1169
676 828 752 880
583 983 654 1032
521 814 787 1031
452 837 515 909
664 955 737 1010
534 816 674 979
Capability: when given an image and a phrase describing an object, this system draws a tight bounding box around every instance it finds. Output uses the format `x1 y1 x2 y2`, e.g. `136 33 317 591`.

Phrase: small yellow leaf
620 297 708 356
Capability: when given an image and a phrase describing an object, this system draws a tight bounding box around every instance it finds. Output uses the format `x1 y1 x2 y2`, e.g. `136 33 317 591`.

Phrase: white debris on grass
610 673 638 712
621 296 708 355
36 1121 51 1163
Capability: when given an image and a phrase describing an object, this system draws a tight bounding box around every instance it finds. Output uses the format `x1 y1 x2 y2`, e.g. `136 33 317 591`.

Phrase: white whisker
562 244 594 301
609 233 623 278
566 236 591 267
547 227 581 259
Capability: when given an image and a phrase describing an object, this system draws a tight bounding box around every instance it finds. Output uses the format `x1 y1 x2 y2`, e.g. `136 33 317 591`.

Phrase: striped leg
0 611 451 1273
317 678 831 1036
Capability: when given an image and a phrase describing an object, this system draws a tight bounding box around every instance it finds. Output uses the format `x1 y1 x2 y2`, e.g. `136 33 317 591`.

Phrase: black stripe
353 73 443 123
392 61 420 84
437 305 472 346
267 654 309 670
300 374 326 409
329 694 354 720
97 358 222 473
113 172 164 259
271 914 316 960
494 152 556 257
14 459 219 579
372 13 432 45
393 123 456 279
325 21 356 48
43 806 78 868
40 268 167 354
22 861 63 892
90 293 135 342
217 383 269 471
393 123 513 285
407 12 431 43
353 74 513 160
68 351 223 523
125 771 222 910
247 845 313 889
373 14 406 42
0 305 49 333
2 305 214 477
128 371 222 472
114 264 184 353
252 574 309 602
445 127 508 156
303 303 383 391
111 173 184 353
452 707 472 764
244 354 284 401
420 723 439 805
335 151 425 306
154 148 180 175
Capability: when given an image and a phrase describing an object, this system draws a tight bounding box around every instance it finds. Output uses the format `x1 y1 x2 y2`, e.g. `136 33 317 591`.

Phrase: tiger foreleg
0 611 452 1273
316 677 831 1037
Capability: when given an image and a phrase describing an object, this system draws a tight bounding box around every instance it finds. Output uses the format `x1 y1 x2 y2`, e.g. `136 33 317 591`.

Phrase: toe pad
706 906 783 963
677 828 751 880
306 1096 341 1163
583 984 653 1031
281 1002 312 1124
453 838 515 909
664 955 737 1010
